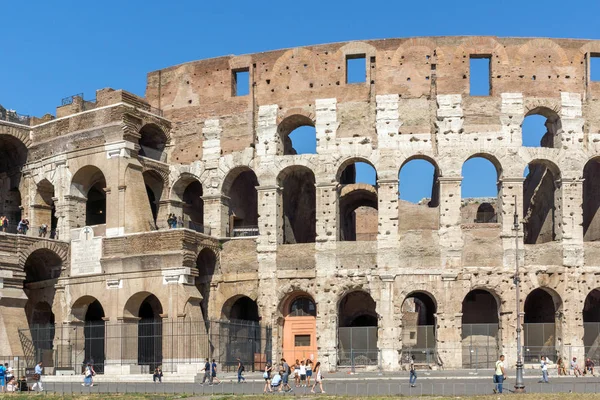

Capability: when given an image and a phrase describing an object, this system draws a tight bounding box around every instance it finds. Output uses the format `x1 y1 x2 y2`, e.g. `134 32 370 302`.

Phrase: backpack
241 364 245 372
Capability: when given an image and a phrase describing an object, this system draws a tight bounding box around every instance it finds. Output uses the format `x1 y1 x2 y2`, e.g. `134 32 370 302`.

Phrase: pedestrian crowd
261 358 324 393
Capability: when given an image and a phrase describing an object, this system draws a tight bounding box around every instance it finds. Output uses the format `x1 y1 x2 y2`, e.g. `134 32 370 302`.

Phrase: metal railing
187 221 211 235
231 226 259 237
61 93 84 106
148 106 164 117
0 223 58 239
19 319 271 374
0 110 31 126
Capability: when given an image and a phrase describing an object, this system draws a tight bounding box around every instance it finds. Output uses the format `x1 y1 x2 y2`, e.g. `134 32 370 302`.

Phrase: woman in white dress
310 362 325 394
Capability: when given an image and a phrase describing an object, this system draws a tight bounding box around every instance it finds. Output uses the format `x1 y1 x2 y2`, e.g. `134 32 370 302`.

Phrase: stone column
561 177 584 268
377 178 399 267
378 275 400 370
438 177 463 269
315 290 338 372
202 194 229 237
256 105 279 156
500 93 524 146
559 93 585 149
315 182 337 244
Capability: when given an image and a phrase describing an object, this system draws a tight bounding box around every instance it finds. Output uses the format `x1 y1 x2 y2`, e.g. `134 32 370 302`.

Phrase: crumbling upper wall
146 36 600 160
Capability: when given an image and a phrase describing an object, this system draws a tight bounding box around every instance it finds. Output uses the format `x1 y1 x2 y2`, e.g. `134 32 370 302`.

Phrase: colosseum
2 36 600 375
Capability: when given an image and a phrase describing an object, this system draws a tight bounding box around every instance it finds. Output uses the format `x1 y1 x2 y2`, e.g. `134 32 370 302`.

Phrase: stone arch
339 183 378 241
461 288 501 368
464 152 503 179
583 157 600 241
280 290 318 362
70 165 108 227
0 124 32 148
222 166 259 236
277 113 316 155
400 290 438 355
271 47 325 81
19 240 68 270
138 123 168 161
456 37 510 65
523 287 563 359
277 165 316 244
336 156 378 183
123 291 164 319
71 295 104 323
515 38 570 66
221 294 259 322
523 159 562 244
338 289 378 327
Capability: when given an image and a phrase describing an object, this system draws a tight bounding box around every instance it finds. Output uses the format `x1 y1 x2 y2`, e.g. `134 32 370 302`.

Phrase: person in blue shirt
0 362 6 393
271 371 282 391
211 359 221 384
32 362 43 392
201 360 212 385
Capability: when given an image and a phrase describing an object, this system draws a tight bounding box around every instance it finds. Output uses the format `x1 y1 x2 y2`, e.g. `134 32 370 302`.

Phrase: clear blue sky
2 0 598 202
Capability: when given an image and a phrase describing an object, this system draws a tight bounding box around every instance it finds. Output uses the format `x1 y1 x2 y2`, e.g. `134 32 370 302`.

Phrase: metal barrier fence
231 226 259 237
338 327 378 367
26 380 600 396
20 319 271 374
461 323 500 369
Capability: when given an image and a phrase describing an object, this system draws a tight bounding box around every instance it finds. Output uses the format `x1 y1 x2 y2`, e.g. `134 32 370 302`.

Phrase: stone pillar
438 177 463 269
378 275 400 370
498 177 525 270
256 105 279 156
202 194 229 237
256 185 280 251
315 183 337 244
559 93 585 149
500 93 524 146
376 94 401 149
377 178 399 268
202 119 222 166
561 177 584 268
315 290 338 372
435 310 463 369
315 98 338 154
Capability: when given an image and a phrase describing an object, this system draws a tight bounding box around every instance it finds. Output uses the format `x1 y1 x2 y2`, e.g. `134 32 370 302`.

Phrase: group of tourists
0 362 17 393
557 355 595 377
167 214 183 229
199 359 221 385
262 358 324 393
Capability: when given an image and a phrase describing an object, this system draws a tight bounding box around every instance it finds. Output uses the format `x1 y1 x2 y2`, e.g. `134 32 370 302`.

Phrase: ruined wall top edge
146 36 600 115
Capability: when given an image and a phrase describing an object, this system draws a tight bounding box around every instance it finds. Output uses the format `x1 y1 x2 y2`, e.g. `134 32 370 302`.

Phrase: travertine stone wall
3 37 600 371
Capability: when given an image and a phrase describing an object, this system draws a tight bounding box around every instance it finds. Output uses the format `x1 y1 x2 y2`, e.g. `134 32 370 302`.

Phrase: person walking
310 361 325 394
201 359 212 385
281 358 292 392
0 362 5 393
539 356 549 383
31 361 43 392
82 363 94 387
571 357 582 377
493 355 507 394
211 359 221 384
263 362 272 393
237 358 246 383
305 359 313 386
409 355 417 388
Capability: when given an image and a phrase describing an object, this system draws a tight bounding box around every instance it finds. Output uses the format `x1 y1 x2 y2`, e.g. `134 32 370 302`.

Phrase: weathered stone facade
3 36 600 373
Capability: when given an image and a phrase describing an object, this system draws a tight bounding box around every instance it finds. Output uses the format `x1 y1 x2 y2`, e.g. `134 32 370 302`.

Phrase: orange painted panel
282 315 317 364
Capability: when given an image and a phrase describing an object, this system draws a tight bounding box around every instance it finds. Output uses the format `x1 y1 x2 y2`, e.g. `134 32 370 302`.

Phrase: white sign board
70 226 103 276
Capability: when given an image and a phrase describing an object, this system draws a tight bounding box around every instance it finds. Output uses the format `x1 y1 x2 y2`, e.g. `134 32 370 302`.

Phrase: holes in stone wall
346 54 366 84
232 68 250 97
469 55 491 96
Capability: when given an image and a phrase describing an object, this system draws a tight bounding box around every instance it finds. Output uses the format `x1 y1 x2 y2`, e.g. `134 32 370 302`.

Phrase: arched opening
221 296 261 370
583 158 600 242
71 166 107 228
338 291 378 366
139 124 167 161
338 161 378 241
278 166 316 244
461 290 500 368
524 288 561 362
583 289 600 358
34 179 57 238
401 292 437 362
196 248 217 321
137 294 163 370
522 108 561 148
523 161 561 244
143 171 164 227
0 135 27 232
84 299 105 373
223 168 259 237
461 156 500 224
282 293 317 363
278 115 316 155
398 158 439 231
171 176 204 232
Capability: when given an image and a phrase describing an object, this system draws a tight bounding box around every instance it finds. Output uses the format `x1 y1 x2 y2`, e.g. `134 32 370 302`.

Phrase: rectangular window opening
346 54 366 84
591 54 600 82
232 69 250 97
294 334 311 347
469 55 491 96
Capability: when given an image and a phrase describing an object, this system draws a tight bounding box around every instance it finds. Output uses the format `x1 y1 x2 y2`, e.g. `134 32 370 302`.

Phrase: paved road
37 376 600 396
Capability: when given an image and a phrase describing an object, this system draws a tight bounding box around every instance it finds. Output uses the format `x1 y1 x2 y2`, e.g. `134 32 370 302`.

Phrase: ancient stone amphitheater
2 36 600 374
